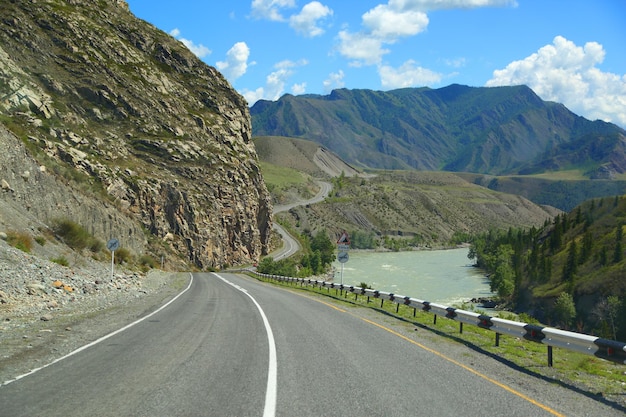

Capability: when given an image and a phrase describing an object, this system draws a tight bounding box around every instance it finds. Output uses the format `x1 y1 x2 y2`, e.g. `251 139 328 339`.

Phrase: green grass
250 273 626 401
6 230 33 253
258 161 308 188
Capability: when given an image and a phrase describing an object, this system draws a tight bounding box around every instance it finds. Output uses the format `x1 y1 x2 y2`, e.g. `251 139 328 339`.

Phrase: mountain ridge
251 84 626 177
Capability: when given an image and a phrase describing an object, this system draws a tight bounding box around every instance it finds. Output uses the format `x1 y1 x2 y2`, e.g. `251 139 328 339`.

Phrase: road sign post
337 231 350 285
107 238 120 280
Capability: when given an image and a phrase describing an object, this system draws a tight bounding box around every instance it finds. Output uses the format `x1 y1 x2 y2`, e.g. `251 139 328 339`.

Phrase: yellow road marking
357 316 565 417
287 288 565 417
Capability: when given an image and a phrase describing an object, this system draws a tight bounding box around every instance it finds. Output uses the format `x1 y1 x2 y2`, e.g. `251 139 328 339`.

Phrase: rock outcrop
0 0 272 268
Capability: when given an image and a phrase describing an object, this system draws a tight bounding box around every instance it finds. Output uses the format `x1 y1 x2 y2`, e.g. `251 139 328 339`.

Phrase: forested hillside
470 195 626 340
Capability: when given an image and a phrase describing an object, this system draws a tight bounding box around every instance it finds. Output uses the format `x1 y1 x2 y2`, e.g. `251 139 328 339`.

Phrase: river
331 247 493 307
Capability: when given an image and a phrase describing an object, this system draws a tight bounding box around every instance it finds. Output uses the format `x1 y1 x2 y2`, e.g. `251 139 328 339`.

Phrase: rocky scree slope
0 0 272 268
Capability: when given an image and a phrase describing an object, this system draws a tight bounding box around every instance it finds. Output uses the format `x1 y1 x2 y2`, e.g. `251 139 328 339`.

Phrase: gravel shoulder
0 239 189 384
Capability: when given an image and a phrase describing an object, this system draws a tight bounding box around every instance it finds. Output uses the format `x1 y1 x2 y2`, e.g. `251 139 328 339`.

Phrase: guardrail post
433 314 437 325
396 303 400 313
548 346 553 367
495 332 500 347
459 322 463 334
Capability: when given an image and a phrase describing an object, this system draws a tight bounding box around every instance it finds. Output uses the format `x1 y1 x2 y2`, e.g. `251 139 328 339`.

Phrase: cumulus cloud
337 31 389 66
337 0 514 67
362 4 428 40
216 42 251 82
323 69 345 92
242 59 308 104
250 0 295 21
486 36 626 128
169 28 211 58
289 1 333 37
379 60 443 88
291 82 307 95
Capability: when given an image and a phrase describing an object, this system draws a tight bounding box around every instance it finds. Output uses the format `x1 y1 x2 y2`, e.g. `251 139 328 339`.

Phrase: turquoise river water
331 247 493 306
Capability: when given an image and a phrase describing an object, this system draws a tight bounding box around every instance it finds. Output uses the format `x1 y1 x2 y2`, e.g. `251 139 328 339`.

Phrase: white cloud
394 0 517 9
362 4 428 40
337 0 515 67
241 59 308 104
169 28 211 58
379 60 443 88
337 31 389 66
323 70 345 92
251 0 295 21
216 42 251 82
486 36 626 128
291 82 307 95
289 1 333 37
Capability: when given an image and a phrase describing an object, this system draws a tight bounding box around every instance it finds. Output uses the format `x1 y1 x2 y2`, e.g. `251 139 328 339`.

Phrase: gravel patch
0 239 187 384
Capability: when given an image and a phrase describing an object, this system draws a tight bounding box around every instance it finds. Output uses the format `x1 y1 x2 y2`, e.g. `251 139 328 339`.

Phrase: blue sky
126 0 626 128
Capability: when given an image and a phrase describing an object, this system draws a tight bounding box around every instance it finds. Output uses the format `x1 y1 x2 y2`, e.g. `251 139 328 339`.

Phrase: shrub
50 256 69 267
138 254 158 271
7 230 33 253
114 247 132 264
51 218 102 252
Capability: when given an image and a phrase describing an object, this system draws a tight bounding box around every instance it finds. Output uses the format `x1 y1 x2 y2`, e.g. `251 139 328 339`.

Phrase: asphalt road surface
2 272 623 417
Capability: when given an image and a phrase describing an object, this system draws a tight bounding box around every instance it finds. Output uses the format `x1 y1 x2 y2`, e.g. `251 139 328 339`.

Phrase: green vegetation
257 229 336 277
50 256 69 267
51 218 104 253
469 195 626 340
6 230 33 253
459 173 626 212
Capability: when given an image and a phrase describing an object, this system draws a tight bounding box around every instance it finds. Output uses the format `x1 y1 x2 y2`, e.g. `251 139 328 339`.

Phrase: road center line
214 273 277 417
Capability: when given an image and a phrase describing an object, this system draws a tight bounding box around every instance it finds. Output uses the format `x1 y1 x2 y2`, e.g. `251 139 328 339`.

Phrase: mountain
251 85 626 176
255 136 560 247
0 0 272 269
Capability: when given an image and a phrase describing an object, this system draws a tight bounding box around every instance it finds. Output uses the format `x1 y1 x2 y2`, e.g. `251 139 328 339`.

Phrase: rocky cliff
0 0 272 268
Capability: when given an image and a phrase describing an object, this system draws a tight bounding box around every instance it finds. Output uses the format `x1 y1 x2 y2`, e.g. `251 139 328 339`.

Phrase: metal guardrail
246 270 626 366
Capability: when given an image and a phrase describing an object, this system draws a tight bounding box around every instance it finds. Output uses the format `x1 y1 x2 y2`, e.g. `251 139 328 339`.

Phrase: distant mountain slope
255 137 560 246
253 136 364 178
251 85 626 176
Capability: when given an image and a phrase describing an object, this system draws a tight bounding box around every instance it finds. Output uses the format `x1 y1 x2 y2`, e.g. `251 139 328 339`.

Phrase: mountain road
1 272 621 416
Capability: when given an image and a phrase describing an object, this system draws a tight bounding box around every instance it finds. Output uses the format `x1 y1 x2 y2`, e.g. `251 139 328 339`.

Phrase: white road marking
2 273 194 386
214 273 278 417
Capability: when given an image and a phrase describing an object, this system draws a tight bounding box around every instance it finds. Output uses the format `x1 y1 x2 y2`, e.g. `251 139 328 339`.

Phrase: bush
114 247 132 264
51 218 103 253
7 230 33 253
138 254 158 271
50 256 69 267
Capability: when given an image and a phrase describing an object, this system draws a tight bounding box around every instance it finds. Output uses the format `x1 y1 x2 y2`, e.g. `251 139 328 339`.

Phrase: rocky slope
0 0 272 269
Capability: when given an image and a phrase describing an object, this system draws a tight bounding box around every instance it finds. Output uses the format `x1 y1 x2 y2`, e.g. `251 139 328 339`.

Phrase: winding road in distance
271 180 332 261
2 272 621 416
